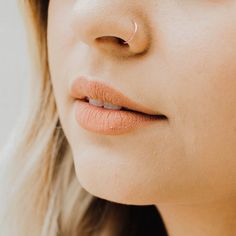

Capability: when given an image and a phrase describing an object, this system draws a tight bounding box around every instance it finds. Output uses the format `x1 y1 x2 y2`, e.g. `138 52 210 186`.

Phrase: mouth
79 96 168 120
69 76 168 121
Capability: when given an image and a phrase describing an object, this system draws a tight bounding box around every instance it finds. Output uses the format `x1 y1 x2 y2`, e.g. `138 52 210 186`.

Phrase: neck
156 198 236 236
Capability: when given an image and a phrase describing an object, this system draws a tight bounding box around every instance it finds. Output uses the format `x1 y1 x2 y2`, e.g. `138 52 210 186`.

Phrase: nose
70 2 152 59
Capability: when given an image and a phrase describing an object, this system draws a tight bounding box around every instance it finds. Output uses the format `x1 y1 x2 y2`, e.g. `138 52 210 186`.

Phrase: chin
70 146 187 206
72 156 148 205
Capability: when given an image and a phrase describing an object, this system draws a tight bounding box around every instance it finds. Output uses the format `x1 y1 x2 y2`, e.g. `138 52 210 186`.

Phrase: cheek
162 8 236 197
47 0 76 76
152 1 236 127
47 1 76 128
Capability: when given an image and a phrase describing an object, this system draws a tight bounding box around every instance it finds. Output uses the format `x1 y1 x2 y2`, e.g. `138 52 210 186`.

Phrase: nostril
96 36 129 46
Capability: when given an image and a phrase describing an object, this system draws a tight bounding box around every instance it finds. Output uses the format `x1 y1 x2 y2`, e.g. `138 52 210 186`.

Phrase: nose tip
71 4 151 57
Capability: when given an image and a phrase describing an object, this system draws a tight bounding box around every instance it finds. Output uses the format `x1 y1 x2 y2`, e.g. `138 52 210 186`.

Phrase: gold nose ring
123 19 138 44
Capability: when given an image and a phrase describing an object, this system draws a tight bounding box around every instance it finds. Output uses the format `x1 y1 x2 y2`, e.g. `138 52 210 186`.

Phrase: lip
69 75 167 135
73 99 166 135
69 75 165 116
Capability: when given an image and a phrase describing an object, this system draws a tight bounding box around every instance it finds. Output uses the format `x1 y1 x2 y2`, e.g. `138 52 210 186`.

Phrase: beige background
0 1 30 150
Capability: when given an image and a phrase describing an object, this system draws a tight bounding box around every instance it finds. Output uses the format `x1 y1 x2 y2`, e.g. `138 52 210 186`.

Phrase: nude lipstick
69 76 167 135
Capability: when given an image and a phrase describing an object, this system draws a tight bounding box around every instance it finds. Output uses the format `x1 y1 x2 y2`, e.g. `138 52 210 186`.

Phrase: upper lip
69 75 164 116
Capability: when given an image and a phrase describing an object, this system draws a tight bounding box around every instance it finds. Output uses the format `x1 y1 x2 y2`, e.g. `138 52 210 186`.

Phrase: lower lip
74 100 166 135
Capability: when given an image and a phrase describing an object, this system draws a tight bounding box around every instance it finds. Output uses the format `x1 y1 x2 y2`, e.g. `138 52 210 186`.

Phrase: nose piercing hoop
123 19 138 44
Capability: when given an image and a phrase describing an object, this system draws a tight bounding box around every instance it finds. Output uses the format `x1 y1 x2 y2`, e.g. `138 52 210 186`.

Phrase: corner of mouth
122 106 168 120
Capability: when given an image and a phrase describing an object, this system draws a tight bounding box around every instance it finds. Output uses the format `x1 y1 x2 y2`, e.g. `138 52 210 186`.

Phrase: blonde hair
0 1 167 235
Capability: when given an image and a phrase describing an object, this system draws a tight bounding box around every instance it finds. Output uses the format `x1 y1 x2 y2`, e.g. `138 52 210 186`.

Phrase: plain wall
0 1 30 150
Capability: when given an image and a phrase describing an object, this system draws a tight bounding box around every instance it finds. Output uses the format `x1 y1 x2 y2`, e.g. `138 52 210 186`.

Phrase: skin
47 1 236 235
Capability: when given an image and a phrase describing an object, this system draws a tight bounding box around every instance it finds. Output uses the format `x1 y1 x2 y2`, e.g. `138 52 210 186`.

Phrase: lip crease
69 75 165 117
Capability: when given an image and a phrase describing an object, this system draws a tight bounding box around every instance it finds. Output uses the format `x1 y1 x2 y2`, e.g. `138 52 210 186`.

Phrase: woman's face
47 0 236 205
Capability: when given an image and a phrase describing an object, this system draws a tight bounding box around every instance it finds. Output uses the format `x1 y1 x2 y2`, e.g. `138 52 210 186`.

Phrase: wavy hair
0 1 168 235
